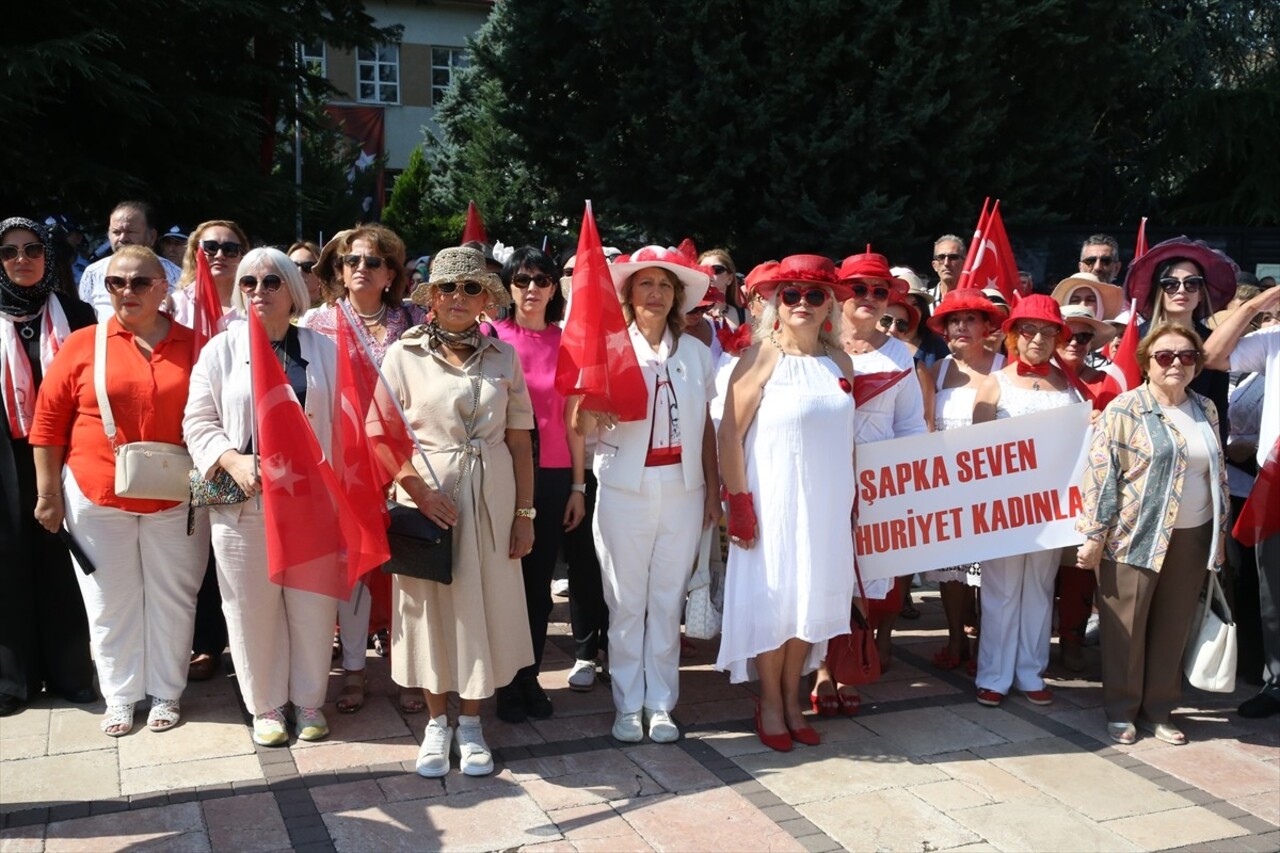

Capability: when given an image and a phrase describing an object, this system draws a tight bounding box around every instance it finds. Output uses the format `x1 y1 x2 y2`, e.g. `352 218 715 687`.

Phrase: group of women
0 211 1272 776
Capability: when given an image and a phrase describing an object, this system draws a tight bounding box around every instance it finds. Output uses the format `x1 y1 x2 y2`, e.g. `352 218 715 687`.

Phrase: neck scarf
426 321 481 352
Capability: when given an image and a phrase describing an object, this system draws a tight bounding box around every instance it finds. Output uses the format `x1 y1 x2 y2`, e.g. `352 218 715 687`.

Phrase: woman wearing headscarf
574 245 720 745
0 217 96 717
972 295 1083 708
184 247 339 747
31 246 207 736
382 246 535 778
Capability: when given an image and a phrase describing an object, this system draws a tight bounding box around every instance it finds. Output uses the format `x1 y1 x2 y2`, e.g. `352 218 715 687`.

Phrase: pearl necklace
355 303 387 326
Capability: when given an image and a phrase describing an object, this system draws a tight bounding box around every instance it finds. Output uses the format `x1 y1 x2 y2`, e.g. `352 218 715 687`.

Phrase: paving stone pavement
1 588 1277 852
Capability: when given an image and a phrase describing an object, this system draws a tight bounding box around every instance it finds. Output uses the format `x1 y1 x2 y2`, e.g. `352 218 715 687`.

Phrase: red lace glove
726 491 758 542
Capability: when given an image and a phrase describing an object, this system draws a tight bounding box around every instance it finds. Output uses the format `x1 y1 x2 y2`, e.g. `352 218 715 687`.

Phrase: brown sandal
398 686 426 715
336 671 366 714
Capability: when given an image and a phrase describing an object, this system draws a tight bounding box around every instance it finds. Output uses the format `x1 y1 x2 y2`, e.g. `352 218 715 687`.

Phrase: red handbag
826 558 882 686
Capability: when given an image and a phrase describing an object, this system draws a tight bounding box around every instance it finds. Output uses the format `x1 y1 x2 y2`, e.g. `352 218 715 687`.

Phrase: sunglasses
1068 330 1095 346
851 283 891 301
878 316 910 333
438 280 485 296
1080 255 1115 267
934 253 963 262
1151 349 1198 368
512 272 555 289
294 260 316 274
709 264 729 276
342 254 385 270
238 274 284 292
0 242 43 262
200 240 242 258
104 275 161 294
780 287 828 307
1015 322 1060 340
1158 276 1204 294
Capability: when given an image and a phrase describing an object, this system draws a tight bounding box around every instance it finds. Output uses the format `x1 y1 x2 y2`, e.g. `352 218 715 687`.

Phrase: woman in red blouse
30 245 207 737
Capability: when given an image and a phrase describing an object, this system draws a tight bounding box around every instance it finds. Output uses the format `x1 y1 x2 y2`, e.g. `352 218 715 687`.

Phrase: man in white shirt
1205 285 1280 718
78 201 181 321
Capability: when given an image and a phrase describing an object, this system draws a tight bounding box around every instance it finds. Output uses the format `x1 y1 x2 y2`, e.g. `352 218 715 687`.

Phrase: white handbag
94 322 192 502
685 526 723 640
1183 571 1237 693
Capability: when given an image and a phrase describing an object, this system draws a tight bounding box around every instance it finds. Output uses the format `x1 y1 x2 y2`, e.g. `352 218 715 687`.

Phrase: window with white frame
431 47 469 106
299 40 325 76
357 44 400 104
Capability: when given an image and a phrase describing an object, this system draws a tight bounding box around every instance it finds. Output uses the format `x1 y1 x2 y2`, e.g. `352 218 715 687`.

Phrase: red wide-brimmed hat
887 292 921 330
609 245 711 315
1123 236 1239 320
837 251 909 297
927 289 1006 335
748 254 852 302
1001 293 1069 338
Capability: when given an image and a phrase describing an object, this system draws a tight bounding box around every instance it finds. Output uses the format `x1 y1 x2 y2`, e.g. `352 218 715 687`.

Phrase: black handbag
383 501 453 584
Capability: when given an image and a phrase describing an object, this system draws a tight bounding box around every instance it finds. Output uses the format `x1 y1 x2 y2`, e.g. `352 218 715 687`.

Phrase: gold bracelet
37 492 62 499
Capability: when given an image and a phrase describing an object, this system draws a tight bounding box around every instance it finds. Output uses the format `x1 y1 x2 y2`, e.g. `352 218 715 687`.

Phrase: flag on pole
191 249 223 360
957 199 1020 305
555 201 648 422
1098 298 1142 408
1134 217 1149 260
461 201 488 245
1234 436 1280 547
955 197 990 293
249 308 361 600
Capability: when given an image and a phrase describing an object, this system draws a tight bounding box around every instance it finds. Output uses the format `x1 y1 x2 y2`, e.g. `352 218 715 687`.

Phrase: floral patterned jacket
1076 384 1228 573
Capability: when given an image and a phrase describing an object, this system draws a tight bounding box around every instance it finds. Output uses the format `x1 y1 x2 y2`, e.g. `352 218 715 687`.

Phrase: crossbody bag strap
93 321 118 448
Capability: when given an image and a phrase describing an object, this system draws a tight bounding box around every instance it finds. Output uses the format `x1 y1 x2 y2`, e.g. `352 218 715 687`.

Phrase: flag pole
248 317 261 511
336 301 443 491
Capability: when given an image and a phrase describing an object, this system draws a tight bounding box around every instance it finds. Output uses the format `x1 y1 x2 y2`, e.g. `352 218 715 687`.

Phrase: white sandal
101 703 135 737
147 698 180 732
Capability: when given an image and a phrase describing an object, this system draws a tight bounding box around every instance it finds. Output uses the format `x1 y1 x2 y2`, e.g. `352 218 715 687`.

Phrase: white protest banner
854 401 1092 582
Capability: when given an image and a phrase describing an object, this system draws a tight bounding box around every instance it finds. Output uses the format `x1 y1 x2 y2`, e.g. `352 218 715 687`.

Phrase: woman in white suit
573 246 721 745
183 247 338 747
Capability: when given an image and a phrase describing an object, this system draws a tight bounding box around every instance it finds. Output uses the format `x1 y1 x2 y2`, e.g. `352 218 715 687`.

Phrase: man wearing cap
156 226 188 267
930 234 966 302
1079 235 1122 285
78 201 182 321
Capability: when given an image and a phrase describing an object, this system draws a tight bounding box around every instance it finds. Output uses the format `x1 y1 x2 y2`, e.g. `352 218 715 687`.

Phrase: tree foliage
427 0 1280 265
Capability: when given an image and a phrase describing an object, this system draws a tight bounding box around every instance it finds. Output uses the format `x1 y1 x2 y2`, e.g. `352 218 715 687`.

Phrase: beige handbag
94 322 192 502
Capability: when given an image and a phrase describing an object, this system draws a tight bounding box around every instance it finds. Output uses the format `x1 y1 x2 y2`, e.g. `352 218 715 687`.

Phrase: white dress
923 355 1004 586
716 354 856 683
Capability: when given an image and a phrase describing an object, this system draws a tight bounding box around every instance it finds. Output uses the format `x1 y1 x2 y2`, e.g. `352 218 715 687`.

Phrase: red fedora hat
927 289 1005 336
750 254 850 302
837 251 909 297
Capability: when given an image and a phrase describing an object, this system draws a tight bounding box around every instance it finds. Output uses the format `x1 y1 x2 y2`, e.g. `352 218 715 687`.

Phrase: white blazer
184 321 337 479
593 330 714 494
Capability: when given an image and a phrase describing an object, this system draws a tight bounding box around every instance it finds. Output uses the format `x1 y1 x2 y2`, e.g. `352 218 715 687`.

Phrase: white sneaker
416 715 452 778
454 715 494 776
645 708 679 743
611 711 644 743
567 659 597 691
1083 612 1101 647
551 578 570 597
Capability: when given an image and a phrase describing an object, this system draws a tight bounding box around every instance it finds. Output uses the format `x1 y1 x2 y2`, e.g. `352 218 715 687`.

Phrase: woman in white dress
717 256 856 752
921 291 1006 672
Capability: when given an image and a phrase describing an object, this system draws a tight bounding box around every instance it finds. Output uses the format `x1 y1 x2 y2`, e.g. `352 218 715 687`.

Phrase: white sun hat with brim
1059 303 1117 350
608 245 711 315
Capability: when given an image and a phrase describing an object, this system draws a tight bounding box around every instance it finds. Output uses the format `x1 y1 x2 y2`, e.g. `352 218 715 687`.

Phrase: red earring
773 319 780 331
823 320 833 333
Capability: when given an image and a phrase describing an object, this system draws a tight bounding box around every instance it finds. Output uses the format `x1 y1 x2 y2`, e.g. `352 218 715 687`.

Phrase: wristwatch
515 507 537 520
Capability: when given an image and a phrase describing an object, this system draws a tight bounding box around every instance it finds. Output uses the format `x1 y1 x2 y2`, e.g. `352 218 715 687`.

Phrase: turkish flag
1098 301 1142 406
957 199 1021 304
853 369 912 407
249 308 361 600
1134 217 1149 260
461 200 488 245
191 249 223 361
555 202 648 422
332 308 393 587
1234 436 1280 547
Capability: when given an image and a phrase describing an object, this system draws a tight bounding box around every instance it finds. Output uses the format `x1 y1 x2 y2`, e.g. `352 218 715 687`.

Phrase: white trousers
977 549 1058 694
63 469 209 705
594 466 704 714
337 582 372 671
210 502 337 714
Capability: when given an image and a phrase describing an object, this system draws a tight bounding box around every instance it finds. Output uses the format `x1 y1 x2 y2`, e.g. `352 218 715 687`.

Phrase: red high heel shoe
836 690 861 716
809 691 839 717
755 704 793 752
788 721 821 746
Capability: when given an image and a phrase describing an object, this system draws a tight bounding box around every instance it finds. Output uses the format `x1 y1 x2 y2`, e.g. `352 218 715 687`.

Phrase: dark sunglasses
104 275 161 294
1068 330 1095 346
709 264 729 276
512 272 555 289
200 240 242 258
851 283 891 301
438 280 485 296
1151 349 1198 368
0 242 43 262
1015 322 1060 340
342 254 385 270
1158 276 1204 294
238 274 284 292
294 260 316 274
1080 255 1115 267
780 287 828 307
934 253 963 262
878 315 910 333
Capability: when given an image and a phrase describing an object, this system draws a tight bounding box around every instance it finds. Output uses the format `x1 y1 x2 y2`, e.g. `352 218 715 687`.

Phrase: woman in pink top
493 247 586 723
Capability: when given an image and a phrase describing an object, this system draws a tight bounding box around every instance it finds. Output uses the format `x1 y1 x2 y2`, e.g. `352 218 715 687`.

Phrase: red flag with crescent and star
957 199 1021 304
1234 436 1280 547
249 307 362 600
